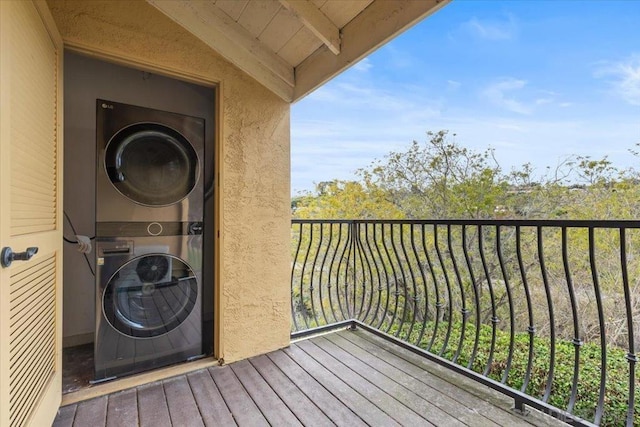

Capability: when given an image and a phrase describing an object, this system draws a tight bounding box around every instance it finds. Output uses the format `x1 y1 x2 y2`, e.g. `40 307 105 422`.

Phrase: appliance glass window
103 254 198 338
105 123 199 206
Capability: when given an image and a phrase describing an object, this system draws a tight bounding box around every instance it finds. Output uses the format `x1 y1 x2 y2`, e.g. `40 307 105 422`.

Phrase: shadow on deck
53 328 564 426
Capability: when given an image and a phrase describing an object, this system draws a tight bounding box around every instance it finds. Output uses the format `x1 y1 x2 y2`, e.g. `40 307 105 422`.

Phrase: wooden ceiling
147 0 449 102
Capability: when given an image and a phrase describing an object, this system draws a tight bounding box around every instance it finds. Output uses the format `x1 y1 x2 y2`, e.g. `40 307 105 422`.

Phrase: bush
387 320 638 426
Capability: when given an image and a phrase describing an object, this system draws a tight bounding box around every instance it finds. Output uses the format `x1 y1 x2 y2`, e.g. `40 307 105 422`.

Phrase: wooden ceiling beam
293 0 451 102
279 0 341 55
147 0 295 101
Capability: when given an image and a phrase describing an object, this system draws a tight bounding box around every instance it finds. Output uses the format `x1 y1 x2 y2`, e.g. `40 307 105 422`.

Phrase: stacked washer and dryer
94 99 205 381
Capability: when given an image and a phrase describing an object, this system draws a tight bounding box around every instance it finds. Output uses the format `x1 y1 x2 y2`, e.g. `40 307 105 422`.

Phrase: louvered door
0 1 64 426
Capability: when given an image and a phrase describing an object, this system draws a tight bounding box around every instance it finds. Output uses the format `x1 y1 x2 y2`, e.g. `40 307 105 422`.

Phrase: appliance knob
189 222 203 235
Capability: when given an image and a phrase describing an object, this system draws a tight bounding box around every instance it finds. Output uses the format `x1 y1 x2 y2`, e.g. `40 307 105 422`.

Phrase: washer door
103 254 198 338
104 123 199 206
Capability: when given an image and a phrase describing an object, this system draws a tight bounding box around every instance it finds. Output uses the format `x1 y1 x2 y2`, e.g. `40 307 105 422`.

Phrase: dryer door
104 123 199 206
102 254 198 338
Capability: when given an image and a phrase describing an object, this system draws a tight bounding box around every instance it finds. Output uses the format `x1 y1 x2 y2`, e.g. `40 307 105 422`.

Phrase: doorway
62 51 216 394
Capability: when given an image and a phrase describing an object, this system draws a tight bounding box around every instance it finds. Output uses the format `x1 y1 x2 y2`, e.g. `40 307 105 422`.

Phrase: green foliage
388 320 638 426
293 180 405 219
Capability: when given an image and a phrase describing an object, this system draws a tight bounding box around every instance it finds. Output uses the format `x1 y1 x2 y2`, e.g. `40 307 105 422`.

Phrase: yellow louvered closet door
0 1 63 426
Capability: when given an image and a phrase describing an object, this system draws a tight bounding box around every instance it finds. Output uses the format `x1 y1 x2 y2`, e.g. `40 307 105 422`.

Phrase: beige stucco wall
48 0 291 363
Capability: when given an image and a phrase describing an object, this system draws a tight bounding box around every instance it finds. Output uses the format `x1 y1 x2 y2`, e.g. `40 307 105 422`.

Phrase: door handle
1 247 38 268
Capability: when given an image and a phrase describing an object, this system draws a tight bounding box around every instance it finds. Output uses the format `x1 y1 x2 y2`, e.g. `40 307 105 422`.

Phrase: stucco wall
48 0 291 363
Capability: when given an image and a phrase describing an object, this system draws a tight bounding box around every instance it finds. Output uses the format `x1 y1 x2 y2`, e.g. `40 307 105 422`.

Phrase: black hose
63 211 95 276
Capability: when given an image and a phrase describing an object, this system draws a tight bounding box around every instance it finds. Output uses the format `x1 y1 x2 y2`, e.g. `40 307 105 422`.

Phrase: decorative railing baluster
462 224 482 370
447 224 468 363
562 227 583 414
390 224 408 338
373 223 391 330
478 224 498 376
336 222 351 320
291 222 303 332
537 225 556 403
299 222 314 329
382 223 400 334
496 225 516 385
355 223 373 321
619 228 637 427
291 219 640 426
589 227 607 425
515 226 536 395
327 222 345 323
317 223 333 326
421 224 441 351
434 224 454 356
400 224 419 342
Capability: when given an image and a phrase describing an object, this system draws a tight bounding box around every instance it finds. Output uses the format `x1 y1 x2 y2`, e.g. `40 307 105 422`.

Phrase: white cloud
352 58 373 73
462 15 517 41
481 78 532 114
378 44 415 69
496 122 524 131
535 98 554 105
447 80 462 90
307 80 429 113
595 55 640 106
291 80 446 192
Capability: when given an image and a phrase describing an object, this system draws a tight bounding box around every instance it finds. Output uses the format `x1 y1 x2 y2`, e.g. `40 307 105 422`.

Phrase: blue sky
291 0 640 194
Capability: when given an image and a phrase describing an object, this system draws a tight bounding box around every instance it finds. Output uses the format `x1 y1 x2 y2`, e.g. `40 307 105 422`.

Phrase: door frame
59 43 224 403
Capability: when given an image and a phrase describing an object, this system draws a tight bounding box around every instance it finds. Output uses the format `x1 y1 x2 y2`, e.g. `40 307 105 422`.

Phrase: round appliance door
103 254 198 338
104 123 199 206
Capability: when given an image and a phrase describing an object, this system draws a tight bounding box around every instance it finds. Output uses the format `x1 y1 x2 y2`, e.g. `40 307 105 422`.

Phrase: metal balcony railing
291 219 639 426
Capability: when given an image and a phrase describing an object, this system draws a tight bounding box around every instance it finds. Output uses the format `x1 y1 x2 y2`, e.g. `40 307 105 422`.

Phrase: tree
358 130 509 219
293 179 405 219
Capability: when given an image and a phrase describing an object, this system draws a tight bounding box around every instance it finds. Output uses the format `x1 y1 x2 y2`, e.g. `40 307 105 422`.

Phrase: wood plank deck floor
53 328 564 427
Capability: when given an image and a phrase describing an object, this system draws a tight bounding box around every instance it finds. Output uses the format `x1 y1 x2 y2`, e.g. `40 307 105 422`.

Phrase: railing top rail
292 218 640 228
291 219 357 224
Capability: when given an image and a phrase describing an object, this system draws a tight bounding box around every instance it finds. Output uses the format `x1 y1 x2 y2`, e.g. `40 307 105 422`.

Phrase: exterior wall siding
48 0 291 363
